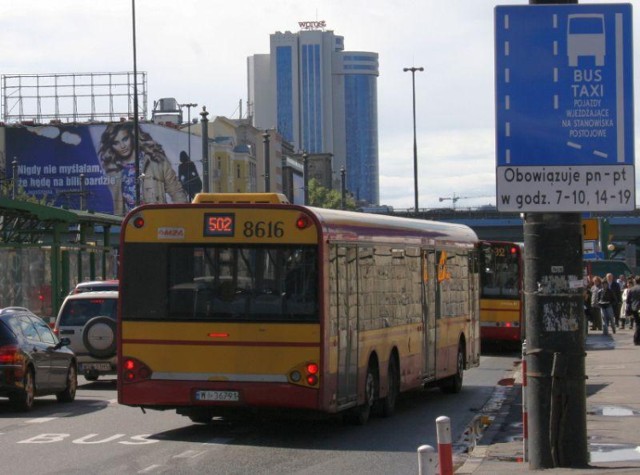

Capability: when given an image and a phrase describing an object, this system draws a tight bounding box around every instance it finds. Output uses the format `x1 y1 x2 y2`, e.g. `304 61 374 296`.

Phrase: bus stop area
0 197 120 320
456 329 640 474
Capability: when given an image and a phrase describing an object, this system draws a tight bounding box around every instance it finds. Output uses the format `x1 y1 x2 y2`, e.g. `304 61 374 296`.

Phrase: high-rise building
248 27 379 205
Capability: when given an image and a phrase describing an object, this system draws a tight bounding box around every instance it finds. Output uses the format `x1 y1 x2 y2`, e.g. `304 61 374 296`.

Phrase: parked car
69 279 119 295
54 291 118 381
0 307 77 411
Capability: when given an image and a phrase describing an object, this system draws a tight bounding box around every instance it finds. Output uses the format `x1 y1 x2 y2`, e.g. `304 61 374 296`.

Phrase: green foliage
0 180 51 205
307 178 357 210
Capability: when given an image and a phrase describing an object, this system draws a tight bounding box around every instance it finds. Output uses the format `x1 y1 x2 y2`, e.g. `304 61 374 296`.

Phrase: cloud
61 131 81 146
29 126 60 140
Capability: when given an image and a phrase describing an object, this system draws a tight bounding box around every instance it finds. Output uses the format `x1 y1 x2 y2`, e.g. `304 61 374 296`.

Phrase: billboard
4 122 202 215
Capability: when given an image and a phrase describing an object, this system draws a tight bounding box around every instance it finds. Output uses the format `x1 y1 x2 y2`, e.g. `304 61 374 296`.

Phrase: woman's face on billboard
113 129 132 160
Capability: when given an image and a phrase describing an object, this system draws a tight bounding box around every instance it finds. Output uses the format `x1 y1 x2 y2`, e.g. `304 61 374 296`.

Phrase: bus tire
347 363 378 425
378 356 399 417
441 343 464 394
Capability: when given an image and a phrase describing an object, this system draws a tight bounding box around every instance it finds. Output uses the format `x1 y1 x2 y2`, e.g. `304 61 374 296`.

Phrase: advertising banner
5 123 202 215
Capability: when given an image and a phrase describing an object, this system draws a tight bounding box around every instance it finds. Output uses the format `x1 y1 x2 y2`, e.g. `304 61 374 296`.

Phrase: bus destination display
203 213 235 237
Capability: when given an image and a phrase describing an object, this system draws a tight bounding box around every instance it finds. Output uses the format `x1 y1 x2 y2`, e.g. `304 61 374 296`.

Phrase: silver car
54 291 118 381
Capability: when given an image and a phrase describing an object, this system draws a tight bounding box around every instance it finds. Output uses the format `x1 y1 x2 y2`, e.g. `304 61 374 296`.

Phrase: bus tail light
289 361 320 387
122 357 152 383
295 214 312 230
132 215 145 229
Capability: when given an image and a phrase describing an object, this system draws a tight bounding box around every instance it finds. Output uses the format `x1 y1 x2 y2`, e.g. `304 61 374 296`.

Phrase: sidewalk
456 327 640 474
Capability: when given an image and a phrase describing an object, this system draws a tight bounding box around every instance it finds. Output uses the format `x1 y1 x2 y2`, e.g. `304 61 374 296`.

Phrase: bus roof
305 206 478 246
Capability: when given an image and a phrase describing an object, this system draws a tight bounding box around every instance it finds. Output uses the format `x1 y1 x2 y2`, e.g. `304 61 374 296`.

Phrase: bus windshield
479 242 520 299
121 243 318 322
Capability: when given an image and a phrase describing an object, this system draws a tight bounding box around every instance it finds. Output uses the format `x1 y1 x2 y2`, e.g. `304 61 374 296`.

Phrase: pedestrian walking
595 277 615 336
625 276 640 345
620 277 635 330
607 273 622 329
590 276 604 332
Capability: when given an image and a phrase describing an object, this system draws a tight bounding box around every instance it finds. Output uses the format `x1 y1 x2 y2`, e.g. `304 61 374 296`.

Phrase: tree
307 178 357 210
0 179 50 205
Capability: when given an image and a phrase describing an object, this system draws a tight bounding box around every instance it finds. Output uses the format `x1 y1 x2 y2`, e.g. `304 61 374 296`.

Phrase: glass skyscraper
248 29 379 205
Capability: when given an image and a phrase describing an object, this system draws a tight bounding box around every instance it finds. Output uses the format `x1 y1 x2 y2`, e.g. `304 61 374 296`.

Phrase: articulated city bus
117 193 481 424
478 241 524 343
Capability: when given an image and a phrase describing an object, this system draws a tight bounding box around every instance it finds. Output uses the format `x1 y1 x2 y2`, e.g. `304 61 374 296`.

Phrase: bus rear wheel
346 363 377 425
377 357 399 417
440 343 464 394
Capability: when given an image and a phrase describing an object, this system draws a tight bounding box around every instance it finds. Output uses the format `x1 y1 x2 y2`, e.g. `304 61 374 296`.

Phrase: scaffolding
1 71 148 123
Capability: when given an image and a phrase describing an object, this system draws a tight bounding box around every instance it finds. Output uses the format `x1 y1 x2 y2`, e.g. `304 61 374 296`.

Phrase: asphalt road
0 351 518 475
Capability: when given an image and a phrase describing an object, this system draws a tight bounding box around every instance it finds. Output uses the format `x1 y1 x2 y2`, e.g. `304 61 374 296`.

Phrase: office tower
248 28 379 205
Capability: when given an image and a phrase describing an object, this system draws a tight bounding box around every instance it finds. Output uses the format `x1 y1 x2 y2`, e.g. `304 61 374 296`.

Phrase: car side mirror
59 337 71 347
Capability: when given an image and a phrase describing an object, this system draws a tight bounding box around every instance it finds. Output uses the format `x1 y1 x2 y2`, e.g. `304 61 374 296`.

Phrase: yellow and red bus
117 193 481 424
478 240 524 343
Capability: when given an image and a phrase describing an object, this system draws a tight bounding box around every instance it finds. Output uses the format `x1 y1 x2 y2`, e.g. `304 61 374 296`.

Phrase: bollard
522 339 528 462
436 416 453 475
417 445 437 475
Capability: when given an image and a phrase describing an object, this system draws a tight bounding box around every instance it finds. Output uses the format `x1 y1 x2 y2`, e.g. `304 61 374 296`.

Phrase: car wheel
10 367 35 411
82 316 116 358
56 364 77 403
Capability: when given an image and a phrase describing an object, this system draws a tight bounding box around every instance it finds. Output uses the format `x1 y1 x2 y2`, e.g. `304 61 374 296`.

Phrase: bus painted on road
117 193 481 424
478 241 524 343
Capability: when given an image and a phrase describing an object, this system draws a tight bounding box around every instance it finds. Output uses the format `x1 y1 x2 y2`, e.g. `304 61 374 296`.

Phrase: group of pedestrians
586 273 640 345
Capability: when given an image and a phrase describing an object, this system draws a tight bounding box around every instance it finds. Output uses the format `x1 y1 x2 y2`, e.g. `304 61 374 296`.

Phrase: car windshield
58 298 117 326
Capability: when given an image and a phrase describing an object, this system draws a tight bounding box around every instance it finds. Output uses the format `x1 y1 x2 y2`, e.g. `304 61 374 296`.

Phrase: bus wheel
347 363 377 425
441 343 464 394
378 357 399 417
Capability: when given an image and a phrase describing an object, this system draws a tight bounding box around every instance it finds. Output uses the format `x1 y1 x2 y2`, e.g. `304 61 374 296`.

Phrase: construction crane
438 193 493 209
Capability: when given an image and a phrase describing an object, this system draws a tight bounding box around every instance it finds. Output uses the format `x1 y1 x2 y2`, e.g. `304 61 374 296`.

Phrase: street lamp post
403 66 423 214
302 152 309 205
132 0 141 206
180 103 198 160
340 166 346 210
200 106 209 192
262 131 271 192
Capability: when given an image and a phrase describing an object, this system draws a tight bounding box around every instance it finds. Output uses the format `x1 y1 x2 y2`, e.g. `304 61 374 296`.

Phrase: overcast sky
1 0 637 210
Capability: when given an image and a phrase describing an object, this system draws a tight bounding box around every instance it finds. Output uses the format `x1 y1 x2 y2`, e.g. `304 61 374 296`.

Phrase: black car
0 307 77 411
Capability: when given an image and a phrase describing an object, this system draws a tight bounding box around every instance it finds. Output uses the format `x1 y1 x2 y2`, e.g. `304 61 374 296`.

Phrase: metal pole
200 106 209 192
79 173 86 211
302 152 309 205
262 131 271 192
180 103 198 160
524 0 586 470
403 66 423 214
132 0 140 206
340 166 346 210
12 158 18 199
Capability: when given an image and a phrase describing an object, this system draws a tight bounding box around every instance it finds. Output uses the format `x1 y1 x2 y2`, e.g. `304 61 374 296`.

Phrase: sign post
495 1 633 469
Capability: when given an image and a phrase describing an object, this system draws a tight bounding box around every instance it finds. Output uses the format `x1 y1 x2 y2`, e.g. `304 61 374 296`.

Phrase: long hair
98 122 168 173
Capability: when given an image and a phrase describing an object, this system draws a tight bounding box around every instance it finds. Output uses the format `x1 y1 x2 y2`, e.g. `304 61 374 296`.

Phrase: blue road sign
495 4 634 212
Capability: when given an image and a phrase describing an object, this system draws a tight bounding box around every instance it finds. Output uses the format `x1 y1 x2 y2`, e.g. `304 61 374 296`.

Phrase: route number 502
243 221 285 238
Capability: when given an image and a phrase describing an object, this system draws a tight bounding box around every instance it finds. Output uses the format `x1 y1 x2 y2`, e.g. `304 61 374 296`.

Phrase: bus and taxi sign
494 4 635 212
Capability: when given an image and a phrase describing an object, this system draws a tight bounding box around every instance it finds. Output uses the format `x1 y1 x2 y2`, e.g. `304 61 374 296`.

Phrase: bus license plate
195 390 239 402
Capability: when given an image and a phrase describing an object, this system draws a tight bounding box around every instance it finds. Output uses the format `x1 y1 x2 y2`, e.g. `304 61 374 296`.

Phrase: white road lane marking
137 465 162 473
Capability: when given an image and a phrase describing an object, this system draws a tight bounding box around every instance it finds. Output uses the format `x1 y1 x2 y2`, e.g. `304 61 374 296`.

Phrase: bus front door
336 246 359 407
